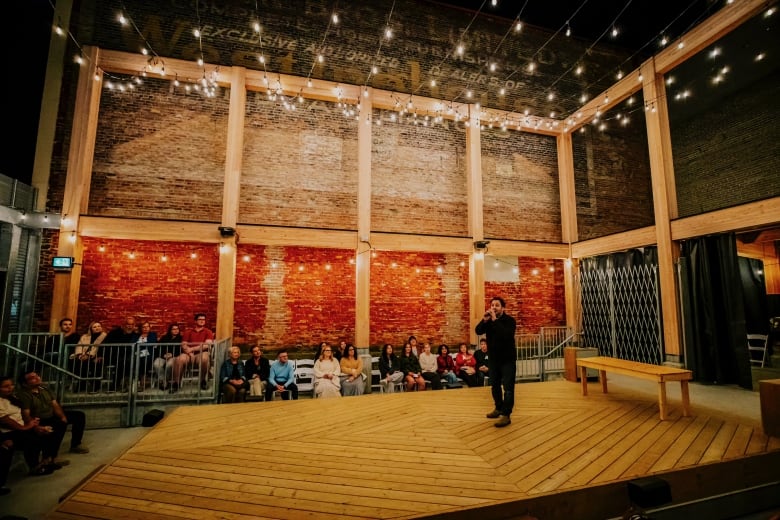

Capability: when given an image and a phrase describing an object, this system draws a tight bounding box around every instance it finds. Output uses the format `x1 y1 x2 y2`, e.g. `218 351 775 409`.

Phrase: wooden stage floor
48 380 780 519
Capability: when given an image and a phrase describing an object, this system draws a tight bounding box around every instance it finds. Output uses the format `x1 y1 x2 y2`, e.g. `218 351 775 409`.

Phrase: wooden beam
671 197 780 241
51 46 102 331
653 0 769 74
571 227 657 258
486 240 570 259
216 67 247 340
79 217 220 243
557 132 579 331
355 88 372 350
467 104 484 341
31 0 72 212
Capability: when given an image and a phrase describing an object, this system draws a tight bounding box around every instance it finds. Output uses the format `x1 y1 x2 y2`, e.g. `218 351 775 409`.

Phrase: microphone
484 311 491 319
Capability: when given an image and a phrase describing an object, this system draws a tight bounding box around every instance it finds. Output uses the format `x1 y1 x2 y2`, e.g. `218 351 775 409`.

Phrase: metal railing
516 326 576 381
2 333 229 427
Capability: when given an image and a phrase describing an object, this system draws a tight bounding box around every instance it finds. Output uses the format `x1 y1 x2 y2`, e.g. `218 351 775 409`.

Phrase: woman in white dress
314 346 342 398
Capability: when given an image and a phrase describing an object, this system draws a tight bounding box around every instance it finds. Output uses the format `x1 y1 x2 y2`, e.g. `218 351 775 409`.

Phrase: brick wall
482 128 561 242
76 237 219 335
484 258 566 334
573 98 654 240
72 242 566 346
372 114 468 236
369 250 470 346
89 77 229 222
672 72 780 217
240 96 358 229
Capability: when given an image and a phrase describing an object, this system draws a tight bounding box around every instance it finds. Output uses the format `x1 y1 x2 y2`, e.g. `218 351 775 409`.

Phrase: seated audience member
408 335 420 357
313 341 329 361
135 321 158 391
455 342 479 387
436 344 459 385
418 342 443 390
17 370 90 471
153 323 183 391
220 346 249 403
1 375 47 485
104 316 140 390
474 338 489 385
35 318 81 374
266 350 298 400
332 341 344 362
400 342 426 391
339 344 365 396
70 321 106 392
314 346 341 398
378 344 404 393
171 313 214 393
244 344 270 399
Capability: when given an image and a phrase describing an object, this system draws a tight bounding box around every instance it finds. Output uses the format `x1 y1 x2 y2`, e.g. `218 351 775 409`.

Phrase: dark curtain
739 257 769 334
680 233 752 388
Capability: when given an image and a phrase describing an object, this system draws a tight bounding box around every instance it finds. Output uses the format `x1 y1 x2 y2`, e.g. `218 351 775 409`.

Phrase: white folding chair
747 334 769 368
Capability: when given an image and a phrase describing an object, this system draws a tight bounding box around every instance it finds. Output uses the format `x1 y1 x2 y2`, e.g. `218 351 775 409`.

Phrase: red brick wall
76 237 219 335
485 257 566 334
369 250 471 346
34 229 59 331
73 241 564 347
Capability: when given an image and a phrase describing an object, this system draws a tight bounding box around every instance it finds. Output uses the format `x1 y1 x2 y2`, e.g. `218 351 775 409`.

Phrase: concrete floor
0 375 773 520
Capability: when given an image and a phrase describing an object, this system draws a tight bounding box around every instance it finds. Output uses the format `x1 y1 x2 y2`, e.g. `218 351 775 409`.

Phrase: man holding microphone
475 296 517 427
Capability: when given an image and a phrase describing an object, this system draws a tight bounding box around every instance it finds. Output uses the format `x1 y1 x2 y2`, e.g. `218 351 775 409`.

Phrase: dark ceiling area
429 0 724 57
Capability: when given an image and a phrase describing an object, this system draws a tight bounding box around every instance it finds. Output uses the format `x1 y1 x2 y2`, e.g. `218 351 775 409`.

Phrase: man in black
104 316 140 390
475 296 517 428
474 338 489 386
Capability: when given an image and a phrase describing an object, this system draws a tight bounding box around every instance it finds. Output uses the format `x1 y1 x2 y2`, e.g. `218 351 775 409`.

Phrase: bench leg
657 382 668 420
680 380 691 417
580 366 588 395
599 370 608 393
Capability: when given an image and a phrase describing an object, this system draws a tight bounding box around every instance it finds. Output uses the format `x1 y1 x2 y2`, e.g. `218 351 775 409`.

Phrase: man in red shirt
170 313 214 393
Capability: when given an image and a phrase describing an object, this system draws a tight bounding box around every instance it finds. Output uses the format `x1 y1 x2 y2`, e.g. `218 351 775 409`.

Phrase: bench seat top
576 356 692 383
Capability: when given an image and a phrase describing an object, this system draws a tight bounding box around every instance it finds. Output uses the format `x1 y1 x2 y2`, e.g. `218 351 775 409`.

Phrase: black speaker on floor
627 476 672 508
142 409 164 427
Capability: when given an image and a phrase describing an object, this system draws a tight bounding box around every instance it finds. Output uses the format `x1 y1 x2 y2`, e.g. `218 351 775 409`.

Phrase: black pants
1 430 42 483
422 371 443 390
39 409 86 458
265 382 298 400
489 360 516 416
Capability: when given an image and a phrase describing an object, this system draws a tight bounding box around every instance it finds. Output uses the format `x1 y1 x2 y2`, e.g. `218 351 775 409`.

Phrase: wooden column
215 67 246 340
466 105 485 341
642 59 682 359
50 46 102 331
355 89 373 349
557 131 580 332
32 0 72 212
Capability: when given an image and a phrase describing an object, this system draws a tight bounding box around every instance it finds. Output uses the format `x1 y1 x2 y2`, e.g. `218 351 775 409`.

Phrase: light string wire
363 0 397 88
552 0 719 127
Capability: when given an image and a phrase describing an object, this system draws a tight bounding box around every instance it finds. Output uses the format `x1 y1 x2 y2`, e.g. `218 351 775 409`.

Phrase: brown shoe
486 409 501 419
494 415 511 428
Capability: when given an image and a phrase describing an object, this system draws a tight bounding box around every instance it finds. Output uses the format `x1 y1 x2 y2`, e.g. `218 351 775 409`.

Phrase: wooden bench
576 356 692 420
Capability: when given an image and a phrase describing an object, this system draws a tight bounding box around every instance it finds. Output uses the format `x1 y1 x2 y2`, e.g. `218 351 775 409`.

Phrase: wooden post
215 67 246 340
355 88 372 349
50 46 102 331
642 59 682 359
466 104 484 341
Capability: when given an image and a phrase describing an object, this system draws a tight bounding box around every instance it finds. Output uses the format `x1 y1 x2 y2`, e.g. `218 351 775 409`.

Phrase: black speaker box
627 477 672 508
142 409 165 427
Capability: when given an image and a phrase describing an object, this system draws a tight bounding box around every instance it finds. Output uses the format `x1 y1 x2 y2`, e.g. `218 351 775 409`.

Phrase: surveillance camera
474 240 490 250
218 226 236 237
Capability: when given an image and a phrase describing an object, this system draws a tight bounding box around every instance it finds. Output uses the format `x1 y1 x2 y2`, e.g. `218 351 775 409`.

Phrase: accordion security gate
577 263 664 365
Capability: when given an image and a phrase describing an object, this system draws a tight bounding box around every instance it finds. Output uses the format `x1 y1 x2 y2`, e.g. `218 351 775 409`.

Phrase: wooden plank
676 417 724 467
